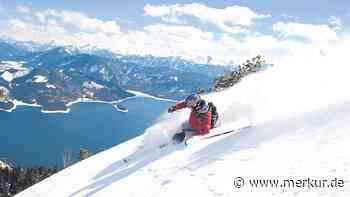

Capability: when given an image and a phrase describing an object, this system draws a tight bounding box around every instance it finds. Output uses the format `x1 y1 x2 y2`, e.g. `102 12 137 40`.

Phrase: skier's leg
182 122 196 141
172 122 188 143
172 122 194 143
172 132 186 143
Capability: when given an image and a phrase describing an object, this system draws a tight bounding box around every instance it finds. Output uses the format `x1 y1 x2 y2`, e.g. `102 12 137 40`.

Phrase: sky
0 0 349 64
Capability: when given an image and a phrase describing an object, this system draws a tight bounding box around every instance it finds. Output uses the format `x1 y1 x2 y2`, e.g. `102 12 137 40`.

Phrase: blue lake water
0 97 173 167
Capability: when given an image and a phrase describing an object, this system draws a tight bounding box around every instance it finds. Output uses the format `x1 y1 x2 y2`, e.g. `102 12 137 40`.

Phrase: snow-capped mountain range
0 39 233 112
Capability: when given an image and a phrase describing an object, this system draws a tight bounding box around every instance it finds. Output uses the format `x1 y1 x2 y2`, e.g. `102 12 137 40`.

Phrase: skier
168 93 218 143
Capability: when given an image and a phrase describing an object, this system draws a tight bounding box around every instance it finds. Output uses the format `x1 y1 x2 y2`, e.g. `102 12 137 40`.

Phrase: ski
185 124 251 145
202 125 251 140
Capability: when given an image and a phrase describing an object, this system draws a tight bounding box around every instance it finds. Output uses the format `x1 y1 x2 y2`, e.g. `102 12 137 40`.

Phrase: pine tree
79 148 90 161
213 55 266 91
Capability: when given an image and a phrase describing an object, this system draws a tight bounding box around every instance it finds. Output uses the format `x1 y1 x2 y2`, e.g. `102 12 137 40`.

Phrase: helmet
185 94 201 108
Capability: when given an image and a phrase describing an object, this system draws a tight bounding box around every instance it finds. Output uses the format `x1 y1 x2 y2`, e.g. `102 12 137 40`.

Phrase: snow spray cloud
206 34 350 125
141 107 188 147
142 33 350 146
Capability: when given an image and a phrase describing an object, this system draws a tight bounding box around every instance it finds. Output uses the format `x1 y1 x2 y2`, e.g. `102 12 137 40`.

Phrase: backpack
208 102 218 128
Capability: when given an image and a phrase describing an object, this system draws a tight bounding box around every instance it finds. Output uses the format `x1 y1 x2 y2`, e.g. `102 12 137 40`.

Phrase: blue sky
2 0 349 24
0 1 349 64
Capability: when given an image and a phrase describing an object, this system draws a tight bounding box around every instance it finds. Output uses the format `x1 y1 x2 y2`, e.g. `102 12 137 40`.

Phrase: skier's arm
175 101 187 110
168 101 187 112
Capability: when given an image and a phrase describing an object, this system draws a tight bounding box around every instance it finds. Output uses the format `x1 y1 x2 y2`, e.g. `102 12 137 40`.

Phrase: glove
168 106 176 113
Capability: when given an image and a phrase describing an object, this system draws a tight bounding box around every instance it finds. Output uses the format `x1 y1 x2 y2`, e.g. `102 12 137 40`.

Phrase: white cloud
48 19 57 25
141 24 217 58
2 6 348 66
16 5 31 14
144 4 171 17
273 22 338 42
8 19 27 29
33 9 121 35
144 3 269 33
4 19 73 45
329 16 342 30
35 12 46 23
144 24 214 41
1 10 216 60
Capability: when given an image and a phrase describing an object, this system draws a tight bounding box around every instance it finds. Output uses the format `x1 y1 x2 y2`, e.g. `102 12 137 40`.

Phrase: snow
0 61 27 72
32 75 48 83
1 71 13 82
0 61 25 69
82 81 104 90
0 87 9 100
90 81 104 90
15 51 350 196
12 69 31 79
0 61 30 80
26 75 48 83
126 90 176 102
0 69 30 82
0 160 11 170
46 84 56 89
64 48 73 54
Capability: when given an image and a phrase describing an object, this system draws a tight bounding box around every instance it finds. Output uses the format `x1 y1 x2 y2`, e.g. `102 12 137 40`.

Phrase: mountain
0 50 133 111
0 42 26 60
6 39 57 52
115 55 228 78
13 59 350 196
0 40 233 112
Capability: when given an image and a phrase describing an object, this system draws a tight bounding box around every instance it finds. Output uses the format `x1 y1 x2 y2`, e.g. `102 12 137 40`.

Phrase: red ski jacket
174 101 212 136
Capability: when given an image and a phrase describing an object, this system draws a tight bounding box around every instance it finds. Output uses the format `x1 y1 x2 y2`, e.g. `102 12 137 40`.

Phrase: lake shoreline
0 90 175 114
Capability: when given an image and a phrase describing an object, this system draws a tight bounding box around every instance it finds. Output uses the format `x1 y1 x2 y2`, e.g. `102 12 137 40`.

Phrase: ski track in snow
15 51 350 196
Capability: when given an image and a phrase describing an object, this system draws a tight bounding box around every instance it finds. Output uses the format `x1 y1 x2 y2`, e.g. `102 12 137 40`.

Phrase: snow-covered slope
15 51 350 196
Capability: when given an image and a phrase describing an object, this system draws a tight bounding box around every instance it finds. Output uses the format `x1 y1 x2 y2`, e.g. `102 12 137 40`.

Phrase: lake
0 97 173 167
